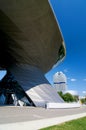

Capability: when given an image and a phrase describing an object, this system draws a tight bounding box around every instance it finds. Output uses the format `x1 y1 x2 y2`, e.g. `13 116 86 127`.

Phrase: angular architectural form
0 0 66 107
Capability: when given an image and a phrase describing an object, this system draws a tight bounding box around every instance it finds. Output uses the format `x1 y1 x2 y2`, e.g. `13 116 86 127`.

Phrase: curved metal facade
0 0 66 106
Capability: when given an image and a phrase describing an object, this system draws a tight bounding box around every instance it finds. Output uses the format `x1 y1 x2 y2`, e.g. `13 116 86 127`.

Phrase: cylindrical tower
53 72 67 92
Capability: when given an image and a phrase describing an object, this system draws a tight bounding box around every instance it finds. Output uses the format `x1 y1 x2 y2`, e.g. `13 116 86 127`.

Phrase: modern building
0 0 66 107
53 72 67 92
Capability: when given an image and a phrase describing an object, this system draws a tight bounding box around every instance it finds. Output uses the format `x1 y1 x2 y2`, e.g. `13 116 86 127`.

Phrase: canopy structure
0 0 66 107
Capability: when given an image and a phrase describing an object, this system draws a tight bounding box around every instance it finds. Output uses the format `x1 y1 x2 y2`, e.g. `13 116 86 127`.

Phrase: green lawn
41 116 86 130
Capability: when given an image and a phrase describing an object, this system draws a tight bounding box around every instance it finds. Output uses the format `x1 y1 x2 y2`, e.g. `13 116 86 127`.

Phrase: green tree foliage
62 93 74 102
58 91 63 98
80 98 86 104
73 95 79 102
58 91 77 102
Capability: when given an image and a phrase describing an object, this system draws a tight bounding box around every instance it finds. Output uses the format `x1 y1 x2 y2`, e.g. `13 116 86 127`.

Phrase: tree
73 95 79 102
63 93 74 102
80 98 86 104
58 91 63 99
58 91 75 102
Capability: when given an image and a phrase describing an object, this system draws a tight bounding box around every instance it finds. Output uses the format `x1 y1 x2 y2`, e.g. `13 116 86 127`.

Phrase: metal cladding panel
10 65 64 107
27 84 64 107
9 64 49 91
0 0 65 73
0 1 65 107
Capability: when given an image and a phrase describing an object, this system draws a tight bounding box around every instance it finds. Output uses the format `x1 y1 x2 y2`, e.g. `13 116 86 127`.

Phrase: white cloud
70 78 77 82
82 91 86 94
83 79 86 81
63 69 68 73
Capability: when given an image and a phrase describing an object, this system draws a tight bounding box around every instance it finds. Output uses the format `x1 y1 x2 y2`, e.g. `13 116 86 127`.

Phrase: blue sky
46 0 86 96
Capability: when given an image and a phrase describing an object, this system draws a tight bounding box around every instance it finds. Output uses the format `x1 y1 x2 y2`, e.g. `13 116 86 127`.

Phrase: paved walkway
0 106 86 130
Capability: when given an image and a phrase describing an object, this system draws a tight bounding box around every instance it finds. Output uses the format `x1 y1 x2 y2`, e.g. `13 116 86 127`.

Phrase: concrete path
0 106 86 130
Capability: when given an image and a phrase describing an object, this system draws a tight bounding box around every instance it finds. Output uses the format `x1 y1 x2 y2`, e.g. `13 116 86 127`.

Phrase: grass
41 116 86 130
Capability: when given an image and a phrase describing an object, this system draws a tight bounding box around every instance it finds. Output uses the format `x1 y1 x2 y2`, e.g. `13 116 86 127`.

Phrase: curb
0 113 86 130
